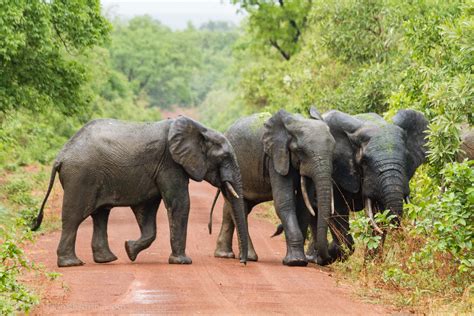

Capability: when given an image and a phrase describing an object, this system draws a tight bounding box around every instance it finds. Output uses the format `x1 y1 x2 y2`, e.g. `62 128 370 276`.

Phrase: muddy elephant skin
32 116 249 267
213 110 335 266
305 109 428 264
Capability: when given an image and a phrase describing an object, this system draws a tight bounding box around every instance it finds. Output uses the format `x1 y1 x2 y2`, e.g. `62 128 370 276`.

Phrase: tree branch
52 22 78 56
289 19 301 43
269 39 290 60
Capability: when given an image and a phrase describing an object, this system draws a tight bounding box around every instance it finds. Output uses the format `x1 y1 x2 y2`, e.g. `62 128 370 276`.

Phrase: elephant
211 109 335 266
31 116 249 267
303 108 429 264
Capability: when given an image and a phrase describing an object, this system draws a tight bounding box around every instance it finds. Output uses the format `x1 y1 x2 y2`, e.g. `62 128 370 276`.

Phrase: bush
0 220 39 314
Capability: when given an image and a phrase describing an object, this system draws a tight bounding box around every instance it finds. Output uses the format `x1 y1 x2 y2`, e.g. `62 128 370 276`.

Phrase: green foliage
0 109 78 167
0 224 38 314
350 210 397 251
109 16 239 109
198 89 244 132
232 0 311 60
319 0 397 64
0 165 63 313
0 0 111 115
412 161 473 274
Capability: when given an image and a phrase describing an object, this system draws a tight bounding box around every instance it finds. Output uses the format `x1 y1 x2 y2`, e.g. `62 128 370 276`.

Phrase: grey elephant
211 110 335 266
304 108 429 264
31 116 249 267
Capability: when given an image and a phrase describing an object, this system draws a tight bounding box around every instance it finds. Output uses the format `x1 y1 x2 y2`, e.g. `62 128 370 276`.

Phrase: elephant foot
283 256 308 267
125 240 139 262
93 249 118 264
57 255 85 268
214 247 235 259
305 246 317 263
169 254 192 264
316 255 334 266
306 253 317 264
282 248 308 267
239 250 258 262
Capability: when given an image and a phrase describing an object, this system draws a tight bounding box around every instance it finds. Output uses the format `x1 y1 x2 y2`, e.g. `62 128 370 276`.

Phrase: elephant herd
32 107 429 268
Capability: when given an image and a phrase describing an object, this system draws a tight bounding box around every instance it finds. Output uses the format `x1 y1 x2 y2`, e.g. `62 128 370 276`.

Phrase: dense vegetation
0 0 471 313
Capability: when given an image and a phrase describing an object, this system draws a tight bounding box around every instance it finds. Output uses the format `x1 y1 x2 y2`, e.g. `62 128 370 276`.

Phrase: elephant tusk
331 186 335 215
301 176 316 216
365 198 383 234
225 182 239 199
404 196 411 204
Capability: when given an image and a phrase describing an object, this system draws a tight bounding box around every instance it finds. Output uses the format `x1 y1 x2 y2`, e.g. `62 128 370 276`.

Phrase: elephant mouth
223 181 239 199
300 175 335 217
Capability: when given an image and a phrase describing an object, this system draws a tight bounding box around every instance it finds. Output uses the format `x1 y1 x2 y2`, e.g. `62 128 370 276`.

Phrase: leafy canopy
232 0 311 60
0 0 111 115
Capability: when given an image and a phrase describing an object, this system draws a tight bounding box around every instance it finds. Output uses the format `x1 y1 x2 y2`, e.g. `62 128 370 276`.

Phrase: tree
232 0 311 60
0 0 111 115
109 16 200 108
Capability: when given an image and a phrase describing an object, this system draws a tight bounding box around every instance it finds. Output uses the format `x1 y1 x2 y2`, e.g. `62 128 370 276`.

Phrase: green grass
0 163 62 313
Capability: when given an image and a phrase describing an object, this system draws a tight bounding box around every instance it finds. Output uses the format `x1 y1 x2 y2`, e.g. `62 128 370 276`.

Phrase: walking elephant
305 108 429 264
212 110 335 266
32 116 249 267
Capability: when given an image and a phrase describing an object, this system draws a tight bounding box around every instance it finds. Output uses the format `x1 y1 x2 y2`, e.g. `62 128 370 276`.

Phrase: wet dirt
28 180 388 315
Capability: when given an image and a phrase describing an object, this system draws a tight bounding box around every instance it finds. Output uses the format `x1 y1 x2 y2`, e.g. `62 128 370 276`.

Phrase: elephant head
263 109 335 263
319 109 428 227
168 116 248 263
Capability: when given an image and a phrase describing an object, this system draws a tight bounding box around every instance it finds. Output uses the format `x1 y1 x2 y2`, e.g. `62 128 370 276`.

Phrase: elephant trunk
220 162 248 264
380 169 405 226
309 160 332 264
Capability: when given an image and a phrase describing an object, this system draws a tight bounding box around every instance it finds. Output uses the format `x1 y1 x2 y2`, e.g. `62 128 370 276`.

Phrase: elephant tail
31 161 60 231
208 189 221 234
271 224 284 238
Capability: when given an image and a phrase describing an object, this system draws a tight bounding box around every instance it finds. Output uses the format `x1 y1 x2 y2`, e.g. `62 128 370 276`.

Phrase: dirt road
28 180 388 315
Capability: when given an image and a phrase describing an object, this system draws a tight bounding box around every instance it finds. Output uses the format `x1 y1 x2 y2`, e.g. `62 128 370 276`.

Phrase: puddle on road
132 289 169 304
123 279 172 305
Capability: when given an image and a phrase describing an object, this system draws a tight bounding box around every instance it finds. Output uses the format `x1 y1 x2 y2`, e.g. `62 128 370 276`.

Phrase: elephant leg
56 196 88 267
214 199 236 259
295 192 316 263
295 190 312 241
215 199 258 261
125 198 160 262
91 208 118 263
269 168 307 266
305 212 317 262
162 184 192 264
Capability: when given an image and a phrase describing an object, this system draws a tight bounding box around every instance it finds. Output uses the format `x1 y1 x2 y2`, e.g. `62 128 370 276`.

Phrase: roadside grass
254 175 473 314
326 160 473 314
332 223 473 314
0 163 62 314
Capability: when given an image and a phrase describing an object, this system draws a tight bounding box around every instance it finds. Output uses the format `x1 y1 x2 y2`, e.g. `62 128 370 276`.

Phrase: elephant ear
168 116 208 181
323 110 364 193
262 110 292 176
309 106 323 120
393 109 429 178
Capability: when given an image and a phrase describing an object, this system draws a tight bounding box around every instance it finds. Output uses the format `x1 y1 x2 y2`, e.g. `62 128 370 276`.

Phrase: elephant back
225 113 272 197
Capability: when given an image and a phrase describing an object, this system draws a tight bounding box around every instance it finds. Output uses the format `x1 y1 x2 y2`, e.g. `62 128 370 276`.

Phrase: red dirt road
28 180 388 315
